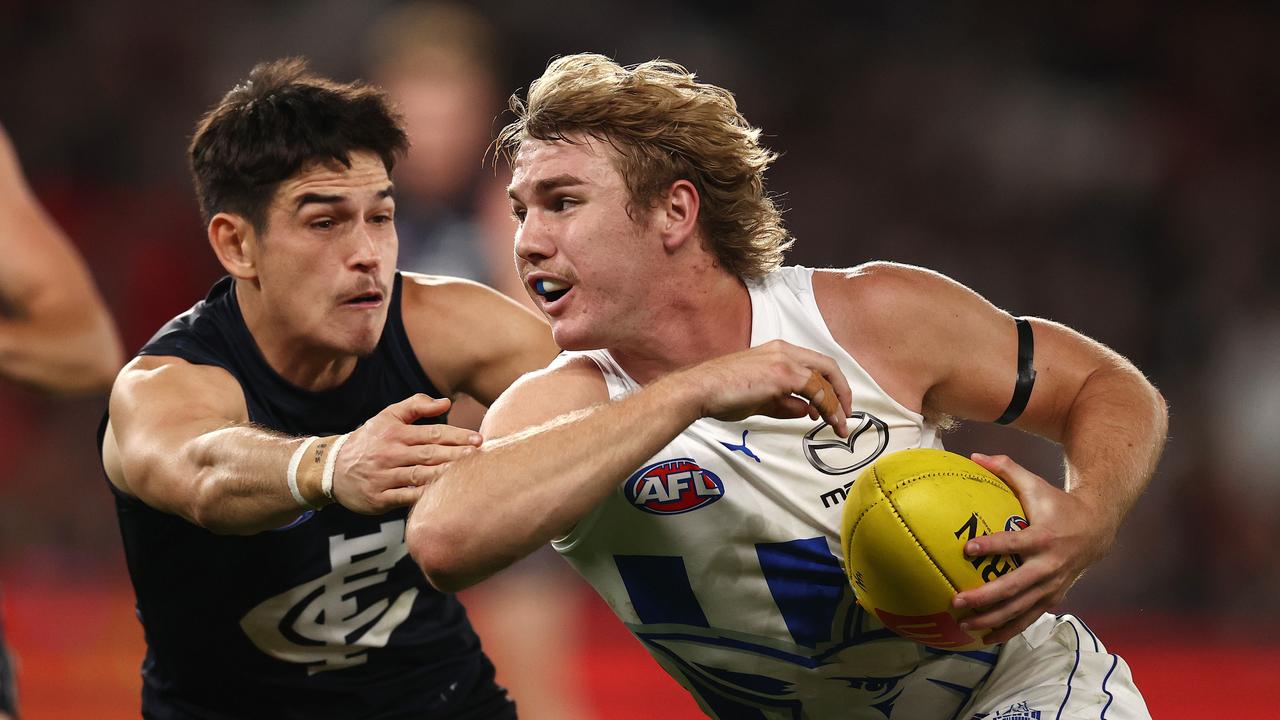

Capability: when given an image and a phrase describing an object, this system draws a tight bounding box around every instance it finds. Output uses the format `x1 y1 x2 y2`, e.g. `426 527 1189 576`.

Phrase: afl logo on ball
802 411 889 475
1005 514 1030 567
624 458 725 515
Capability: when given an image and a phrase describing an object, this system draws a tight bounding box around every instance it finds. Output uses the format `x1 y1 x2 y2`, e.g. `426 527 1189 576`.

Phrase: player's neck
611 264 752 386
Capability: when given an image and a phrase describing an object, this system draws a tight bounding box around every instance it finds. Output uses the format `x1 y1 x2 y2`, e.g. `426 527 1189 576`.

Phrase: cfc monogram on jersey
239 520 418 674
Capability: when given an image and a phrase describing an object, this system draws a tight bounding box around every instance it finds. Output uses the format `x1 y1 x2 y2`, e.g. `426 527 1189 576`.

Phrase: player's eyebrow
508 174 586 199
296 193 345 209
296 185 394 209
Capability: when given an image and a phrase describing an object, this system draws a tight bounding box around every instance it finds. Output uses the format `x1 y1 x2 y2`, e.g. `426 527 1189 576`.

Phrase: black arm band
994 317 1036 425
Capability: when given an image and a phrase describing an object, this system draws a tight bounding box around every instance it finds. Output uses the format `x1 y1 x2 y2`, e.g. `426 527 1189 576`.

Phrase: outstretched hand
951 453 1118 644
331 393 483 514
677 339 853 436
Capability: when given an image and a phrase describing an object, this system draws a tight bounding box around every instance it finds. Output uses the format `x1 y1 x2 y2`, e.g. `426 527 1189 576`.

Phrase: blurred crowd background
0 1 1277 717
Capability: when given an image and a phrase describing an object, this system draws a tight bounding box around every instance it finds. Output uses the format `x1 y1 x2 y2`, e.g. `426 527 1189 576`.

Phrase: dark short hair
189 57 408 230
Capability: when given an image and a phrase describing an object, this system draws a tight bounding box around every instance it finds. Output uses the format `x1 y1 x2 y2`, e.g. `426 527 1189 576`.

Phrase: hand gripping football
839 447 1028 650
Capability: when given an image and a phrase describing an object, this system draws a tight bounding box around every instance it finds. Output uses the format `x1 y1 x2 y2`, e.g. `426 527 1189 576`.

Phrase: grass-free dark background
1 1 1277 717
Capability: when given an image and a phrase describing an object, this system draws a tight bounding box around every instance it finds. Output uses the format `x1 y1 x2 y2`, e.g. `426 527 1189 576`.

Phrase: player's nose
514 212 556 263
349 221 385 271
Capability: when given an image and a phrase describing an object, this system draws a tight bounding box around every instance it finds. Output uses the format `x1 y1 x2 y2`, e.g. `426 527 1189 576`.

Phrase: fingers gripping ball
839 448 1028 650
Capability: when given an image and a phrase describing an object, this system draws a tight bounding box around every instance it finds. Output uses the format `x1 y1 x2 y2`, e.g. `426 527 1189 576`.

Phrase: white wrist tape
287 436 321 509
321 433 350 502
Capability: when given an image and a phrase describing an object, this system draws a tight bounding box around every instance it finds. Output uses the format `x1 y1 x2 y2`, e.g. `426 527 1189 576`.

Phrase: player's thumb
971 453 1039 507
388 393 452 424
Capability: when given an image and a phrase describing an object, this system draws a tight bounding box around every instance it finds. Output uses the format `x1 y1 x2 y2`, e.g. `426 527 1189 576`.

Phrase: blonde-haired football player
407 54 1168 719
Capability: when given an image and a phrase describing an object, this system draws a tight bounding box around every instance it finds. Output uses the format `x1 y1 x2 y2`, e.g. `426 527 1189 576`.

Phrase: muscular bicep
107 356 250 512
925 312 1093 437
886 273 1107 440
818 263 1106 441
968 318 1120 442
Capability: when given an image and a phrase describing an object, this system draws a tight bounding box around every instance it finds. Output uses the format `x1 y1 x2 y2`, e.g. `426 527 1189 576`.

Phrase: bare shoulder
106 355 248 493
480 354 609 440
814 261 965 313
399 272 556 399
400 271 526 322
111 355 247 424
396 270 542 338
813 262 1006 412
815 261 998 337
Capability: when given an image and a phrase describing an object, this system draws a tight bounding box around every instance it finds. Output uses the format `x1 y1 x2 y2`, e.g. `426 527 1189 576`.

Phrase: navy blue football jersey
103 273 514 719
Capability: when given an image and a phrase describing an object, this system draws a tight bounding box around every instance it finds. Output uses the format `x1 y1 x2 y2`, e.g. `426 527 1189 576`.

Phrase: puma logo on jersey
720 429 762 463
239 520 418 674
625 458 725 515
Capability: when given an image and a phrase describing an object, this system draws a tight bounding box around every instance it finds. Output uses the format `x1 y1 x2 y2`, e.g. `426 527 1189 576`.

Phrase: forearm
172 426 329 535
0 309 123 394
953 360 1168 639
0 155 124 393
408 375 701 590
1059 360 1168 537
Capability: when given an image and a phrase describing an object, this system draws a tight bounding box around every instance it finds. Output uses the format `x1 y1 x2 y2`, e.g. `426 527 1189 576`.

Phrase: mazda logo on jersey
624 458 725 515
802 412 889 475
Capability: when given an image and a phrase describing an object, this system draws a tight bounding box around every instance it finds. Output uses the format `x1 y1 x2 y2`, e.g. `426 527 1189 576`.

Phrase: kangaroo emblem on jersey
802 411 889 475
624 458 725 515
720 429 762 463
990 700 1043 719
240 520 418 674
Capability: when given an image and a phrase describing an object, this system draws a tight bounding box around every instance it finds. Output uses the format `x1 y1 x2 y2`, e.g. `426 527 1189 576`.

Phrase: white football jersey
554 266 1002 718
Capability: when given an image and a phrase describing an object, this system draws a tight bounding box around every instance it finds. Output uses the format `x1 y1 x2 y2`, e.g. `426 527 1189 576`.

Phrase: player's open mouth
342 290 384 306
532 278 572 304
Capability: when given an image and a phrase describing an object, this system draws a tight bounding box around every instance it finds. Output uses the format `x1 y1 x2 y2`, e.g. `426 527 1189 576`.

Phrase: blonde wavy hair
496 53 791 279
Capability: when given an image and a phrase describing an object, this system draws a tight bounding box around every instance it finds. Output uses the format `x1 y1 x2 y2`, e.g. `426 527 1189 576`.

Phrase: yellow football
839 447 1028 651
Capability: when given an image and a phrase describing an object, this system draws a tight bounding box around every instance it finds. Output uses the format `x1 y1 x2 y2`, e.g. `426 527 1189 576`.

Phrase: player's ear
659 179 700 253
208 212 259 280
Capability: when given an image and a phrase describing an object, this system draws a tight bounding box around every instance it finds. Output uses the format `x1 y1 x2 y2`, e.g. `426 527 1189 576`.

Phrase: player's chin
332 317 386 356
549 323 604 352
350 336 381 357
